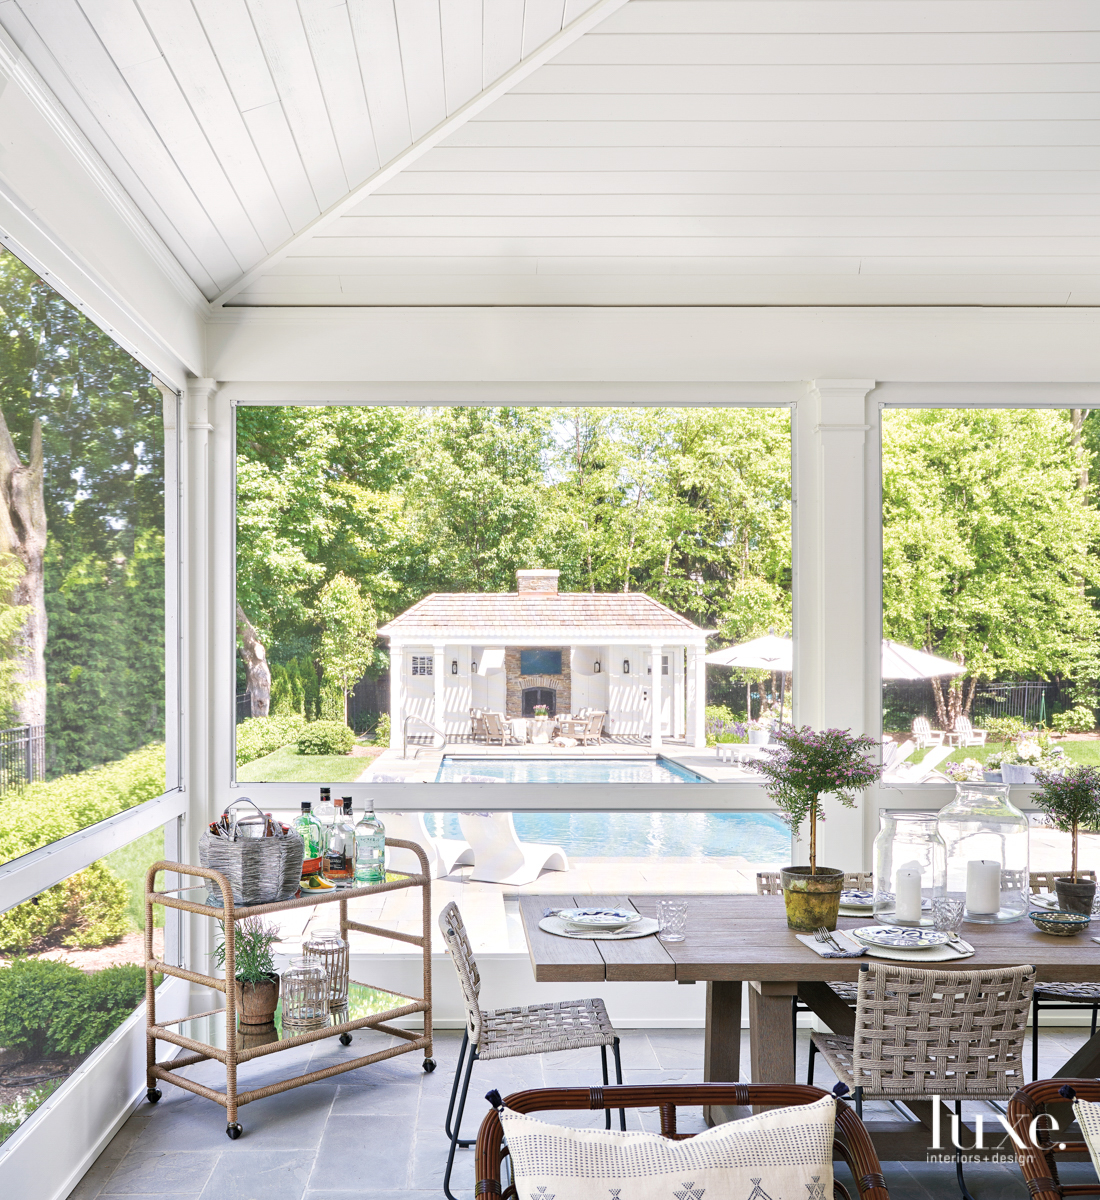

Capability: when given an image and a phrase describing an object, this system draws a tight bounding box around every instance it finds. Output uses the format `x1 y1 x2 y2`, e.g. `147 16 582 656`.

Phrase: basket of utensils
199 798 305 908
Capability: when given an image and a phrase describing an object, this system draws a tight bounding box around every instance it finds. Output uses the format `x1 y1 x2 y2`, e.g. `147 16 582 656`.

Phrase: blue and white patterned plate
840 889 875 908
558 908 640 931
852 925 951 949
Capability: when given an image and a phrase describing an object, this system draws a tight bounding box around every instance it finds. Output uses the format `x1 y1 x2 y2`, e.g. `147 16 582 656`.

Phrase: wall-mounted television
521 648 563 676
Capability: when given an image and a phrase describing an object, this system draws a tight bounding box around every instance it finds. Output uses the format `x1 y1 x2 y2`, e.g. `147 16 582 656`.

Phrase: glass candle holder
937 783 1029 924
280 960 330 1034
304 928 350 1011
872 810 947 927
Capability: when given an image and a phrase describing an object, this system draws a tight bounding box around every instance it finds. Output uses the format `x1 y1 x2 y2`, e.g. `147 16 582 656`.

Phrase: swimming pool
424 810 790 860
435 755 706 784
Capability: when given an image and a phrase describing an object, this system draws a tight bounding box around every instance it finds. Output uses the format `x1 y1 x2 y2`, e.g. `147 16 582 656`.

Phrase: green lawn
237 743 369 783
102 826 166 931
909 740 1100 767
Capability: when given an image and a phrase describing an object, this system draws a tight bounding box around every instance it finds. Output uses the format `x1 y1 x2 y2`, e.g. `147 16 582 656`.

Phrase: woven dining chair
1028 869 1100 1079
808 960 1036 1200
757 871 871 1054
437 901 624 1200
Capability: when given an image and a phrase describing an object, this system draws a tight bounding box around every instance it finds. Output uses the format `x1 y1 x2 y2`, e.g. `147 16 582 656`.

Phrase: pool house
378 569 708 750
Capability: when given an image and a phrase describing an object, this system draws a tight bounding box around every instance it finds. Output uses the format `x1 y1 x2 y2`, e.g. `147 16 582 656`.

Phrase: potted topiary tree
212 916 281 1026
754 725 882 932
1032 763 1100 915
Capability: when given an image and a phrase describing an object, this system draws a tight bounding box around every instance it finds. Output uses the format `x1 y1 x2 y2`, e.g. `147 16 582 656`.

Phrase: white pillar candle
966 859 1001 915
895 867 923 924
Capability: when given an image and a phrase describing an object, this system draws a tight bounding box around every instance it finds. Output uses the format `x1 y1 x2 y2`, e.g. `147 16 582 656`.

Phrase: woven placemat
862 941 975 963
538 915 659 940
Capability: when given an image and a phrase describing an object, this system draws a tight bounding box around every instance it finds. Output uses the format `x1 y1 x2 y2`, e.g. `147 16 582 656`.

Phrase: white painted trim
211 0 635 307
0 789 187 914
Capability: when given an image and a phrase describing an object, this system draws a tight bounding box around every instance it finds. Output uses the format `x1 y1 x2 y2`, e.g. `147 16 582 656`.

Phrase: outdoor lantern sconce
593 660 601 673
471 661 477 673
623 659 630 674
451 660 458 674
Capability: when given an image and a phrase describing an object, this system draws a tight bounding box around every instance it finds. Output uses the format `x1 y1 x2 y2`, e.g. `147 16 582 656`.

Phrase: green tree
316 573 377 724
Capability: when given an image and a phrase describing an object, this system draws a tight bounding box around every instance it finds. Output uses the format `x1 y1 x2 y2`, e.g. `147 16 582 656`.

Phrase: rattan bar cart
142 837 434 1138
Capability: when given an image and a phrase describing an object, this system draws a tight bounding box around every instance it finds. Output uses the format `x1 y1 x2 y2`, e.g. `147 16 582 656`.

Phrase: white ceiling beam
210 0 633 307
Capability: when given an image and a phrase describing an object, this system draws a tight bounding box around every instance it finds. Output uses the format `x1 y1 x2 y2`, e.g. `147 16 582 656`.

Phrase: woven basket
199 799 305 908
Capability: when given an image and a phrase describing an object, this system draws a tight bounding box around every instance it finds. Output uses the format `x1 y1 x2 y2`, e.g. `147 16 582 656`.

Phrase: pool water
435 755 706 784
424 810 790 861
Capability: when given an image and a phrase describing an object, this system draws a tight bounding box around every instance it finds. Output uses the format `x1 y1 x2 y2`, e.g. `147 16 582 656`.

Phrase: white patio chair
457 811 569 885
912 716 945 749
382 811 474 879
583 710 605 744
948 715 988 747
438 902 623 1200
483 711 508 746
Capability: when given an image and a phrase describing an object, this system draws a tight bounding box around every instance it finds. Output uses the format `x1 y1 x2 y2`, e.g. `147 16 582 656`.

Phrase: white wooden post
389 644 404 749
650 643 663 750
433 642 446 746
692 643 706 748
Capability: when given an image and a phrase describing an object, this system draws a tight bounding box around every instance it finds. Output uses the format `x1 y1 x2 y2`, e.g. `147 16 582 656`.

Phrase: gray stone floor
68 1026 1097 1200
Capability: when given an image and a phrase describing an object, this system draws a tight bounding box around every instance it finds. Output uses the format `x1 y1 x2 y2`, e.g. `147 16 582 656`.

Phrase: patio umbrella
881 639 964 680
705 634 792 719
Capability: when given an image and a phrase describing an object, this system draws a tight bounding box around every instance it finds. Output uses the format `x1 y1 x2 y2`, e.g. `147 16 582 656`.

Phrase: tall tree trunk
236 604 271 717
0 411 46 728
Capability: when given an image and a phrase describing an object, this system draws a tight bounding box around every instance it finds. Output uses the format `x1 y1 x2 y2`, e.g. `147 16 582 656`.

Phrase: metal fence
882 679 1061 731
0 723 46 794
236 692 252 723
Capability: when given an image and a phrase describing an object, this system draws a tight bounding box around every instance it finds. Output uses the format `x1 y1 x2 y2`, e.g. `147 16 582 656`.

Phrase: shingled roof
377 591 705 642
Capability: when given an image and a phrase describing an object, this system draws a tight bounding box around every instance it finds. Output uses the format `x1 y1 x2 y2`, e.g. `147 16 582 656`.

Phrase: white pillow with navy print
1074 1098 1100 1179
500 1093 835 1200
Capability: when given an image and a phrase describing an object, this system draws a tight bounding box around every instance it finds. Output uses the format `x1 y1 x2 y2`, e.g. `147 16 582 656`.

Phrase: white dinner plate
851 925 952 949
840 889 875 909
557 907 641 931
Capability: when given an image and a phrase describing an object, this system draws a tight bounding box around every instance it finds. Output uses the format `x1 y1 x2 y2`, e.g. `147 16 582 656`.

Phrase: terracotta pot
235 973 280 1025
781 865 845 932
1055 877 1097 916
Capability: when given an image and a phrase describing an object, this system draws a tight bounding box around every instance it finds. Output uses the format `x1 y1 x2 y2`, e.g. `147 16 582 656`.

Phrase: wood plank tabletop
523 894 1100 984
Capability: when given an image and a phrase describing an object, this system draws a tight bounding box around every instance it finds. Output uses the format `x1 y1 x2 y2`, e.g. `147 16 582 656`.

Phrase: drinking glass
656 899 687 943
932 897 965 934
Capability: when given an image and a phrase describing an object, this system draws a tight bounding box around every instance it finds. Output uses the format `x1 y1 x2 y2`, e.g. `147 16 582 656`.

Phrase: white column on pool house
650 642 663 750
687 643 706 749
432 641 446 747
389 643 406 749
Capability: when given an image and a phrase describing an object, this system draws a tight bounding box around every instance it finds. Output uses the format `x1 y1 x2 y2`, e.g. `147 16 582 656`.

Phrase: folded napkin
795 930 867 958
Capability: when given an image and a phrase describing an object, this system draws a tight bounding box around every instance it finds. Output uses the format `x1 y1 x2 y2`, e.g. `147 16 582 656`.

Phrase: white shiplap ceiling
1 0 1098 308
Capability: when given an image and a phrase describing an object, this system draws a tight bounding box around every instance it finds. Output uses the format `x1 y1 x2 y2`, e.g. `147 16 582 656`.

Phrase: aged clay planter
235 973 280 1026
1055 877 1097 916
781 866 845 932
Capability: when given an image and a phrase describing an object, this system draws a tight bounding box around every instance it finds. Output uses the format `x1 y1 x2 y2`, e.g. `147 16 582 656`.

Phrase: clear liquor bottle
354 797 386 885
325 799 356 887
316 785 335 845
292 800 322 859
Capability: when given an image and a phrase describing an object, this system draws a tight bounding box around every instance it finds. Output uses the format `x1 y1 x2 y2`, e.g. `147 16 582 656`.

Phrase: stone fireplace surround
505 649 571 717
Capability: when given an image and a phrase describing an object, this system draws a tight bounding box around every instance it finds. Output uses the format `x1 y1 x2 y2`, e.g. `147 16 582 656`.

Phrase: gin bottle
316 786 335 844
354 797 386 884
292 800 322 858
325 799 356 886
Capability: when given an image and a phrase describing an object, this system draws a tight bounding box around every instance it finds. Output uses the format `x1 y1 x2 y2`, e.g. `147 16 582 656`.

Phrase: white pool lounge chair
382 811 475 879
457 811 569 886
884 743 954 784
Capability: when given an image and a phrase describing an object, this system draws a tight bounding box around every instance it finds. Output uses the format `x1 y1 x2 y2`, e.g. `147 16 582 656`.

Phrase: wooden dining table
519 892 1100 1159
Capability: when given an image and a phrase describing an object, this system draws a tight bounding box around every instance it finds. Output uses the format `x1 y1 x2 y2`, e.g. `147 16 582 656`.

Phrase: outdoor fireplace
522 687 557 717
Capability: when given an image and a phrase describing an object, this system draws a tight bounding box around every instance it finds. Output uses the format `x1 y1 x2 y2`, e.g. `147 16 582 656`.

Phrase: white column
650 643 663 750
389 644 404 749
793 379 879 871
691 643 706 748
433 642 446 746
673 645 685 740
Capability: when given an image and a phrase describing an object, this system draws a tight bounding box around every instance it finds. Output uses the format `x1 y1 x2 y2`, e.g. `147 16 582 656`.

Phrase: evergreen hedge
235 714 309 767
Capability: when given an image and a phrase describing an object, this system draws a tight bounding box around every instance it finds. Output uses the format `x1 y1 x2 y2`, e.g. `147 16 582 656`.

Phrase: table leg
703 981 743 1126
749 981 798 1085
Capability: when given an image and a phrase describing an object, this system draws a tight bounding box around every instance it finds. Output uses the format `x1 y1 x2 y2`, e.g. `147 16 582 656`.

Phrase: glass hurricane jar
872 810 947 927
937 783 1029 924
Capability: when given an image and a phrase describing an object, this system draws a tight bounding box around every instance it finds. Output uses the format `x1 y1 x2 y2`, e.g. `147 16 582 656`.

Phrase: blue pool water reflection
435 755 705 784
425 810 790 861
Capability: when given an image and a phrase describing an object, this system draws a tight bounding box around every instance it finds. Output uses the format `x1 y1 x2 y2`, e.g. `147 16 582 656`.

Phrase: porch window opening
880 407 1100 795
234 404 792 789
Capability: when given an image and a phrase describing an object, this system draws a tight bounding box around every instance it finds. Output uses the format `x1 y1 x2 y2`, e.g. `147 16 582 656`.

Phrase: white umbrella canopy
706 635 965 679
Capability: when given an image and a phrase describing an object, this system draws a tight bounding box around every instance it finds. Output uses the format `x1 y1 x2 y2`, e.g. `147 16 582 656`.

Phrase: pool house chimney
516 569 560 593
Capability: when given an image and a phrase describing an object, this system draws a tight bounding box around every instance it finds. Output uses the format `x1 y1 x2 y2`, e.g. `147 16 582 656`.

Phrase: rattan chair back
852 961 1035 1098
1030 869 1096 894
757 870 869 895
438 900 483 1046
1006 1077 1099 1200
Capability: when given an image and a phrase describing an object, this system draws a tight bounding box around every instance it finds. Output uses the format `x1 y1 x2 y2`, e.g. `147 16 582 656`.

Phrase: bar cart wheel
146 1088 161 1104
339 1033 353 1046
227 1123 243 1139
423 1058 436 1072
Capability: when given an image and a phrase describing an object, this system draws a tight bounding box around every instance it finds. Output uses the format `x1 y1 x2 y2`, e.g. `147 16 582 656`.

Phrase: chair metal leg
955 1100 977 1200
791 995 798 1071
806 1036 817 1086
443 1043 478 1200
600 1043 611 1128
444 1029 476 1146
1092 1003 1098 1039
612 1037 625 1130
1032 992 1040 1082
854 1085 862 1121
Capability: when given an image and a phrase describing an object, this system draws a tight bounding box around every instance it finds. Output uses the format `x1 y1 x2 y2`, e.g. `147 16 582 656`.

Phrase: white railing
403 713 448 759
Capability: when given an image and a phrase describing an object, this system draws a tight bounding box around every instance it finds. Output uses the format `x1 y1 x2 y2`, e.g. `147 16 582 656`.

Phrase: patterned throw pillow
500 1094 835 1200
1074 1098 1100 1178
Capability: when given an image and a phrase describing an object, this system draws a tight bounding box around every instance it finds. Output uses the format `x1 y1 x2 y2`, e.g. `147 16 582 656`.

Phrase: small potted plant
746 717 772 746
1032 763 1100 915
755 725 882 931
212 916 281 1026
533 704 549 718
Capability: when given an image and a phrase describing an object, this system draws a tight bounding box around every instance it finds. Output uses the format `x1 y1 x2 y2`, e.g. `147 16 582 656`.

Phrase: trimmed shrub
374 712 391 746
0 959 145 1059
1053 705 1096 735
235 715 308 767
0 861 131 953
984 715 1029 745
297 721 354 756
